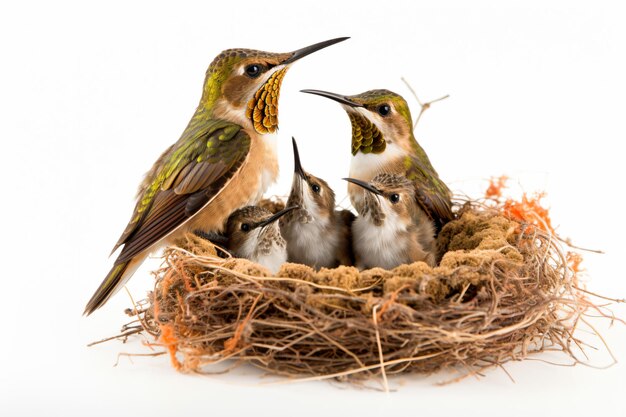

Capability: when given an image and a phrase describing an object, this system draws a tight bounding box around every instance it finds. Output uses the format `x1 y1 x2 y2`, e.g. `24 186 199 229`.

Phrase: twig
401 77 449 129
87 327 143 347
114 351 166 367
372 305 389 393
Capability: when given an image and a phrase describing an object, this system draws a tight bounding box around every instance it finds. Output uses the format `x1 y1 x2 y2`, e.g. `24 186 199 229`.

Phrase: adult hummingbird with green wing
84 37 349 315
301 89 454 238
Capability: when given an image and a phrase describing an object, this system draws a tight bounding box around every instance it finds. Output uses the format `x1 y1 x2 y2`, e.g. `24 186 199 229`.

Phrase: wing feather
113 120 250 262
404 153 454 231
173 161 229 195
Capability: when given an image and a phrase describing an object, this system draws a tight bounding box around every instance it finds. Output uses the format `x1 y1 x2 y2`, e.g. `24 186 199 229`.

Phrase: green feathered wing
404 139 454 232
84 116 251 315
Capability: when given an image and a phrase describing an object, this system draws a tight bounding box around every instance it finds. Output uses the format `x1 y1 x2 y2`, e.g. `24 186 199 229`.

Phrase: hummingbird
279 137 355 269
84 37 349 315
225 205 297 274
344 174 436 270
301 88 453 235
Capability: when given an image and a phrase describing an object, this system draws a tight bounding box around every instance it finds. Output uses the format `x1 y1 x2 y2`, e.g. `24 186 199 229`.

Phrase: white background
1 1 625 416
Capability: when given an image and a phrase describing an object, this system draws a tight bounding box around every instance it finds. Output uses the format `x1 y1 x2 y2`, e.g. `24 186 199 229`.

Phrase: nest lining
129 194 606 383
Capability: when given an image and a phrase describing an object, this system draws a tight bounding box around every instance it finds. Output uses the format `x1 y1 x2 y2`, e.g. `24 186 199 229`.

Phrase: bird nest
121 182 615 384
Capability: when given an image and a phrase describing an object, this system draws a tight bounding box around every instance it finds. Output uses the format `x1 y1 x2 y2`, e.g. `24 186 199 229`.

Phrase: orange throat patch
246 68 287 134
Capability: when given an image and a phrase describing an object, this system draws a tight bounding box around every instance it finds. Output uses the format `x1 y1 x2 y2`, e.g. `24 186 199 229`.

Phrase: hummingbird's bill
281 37 350 65
343 177 383 196
300 89 363 107
256 206 299 228
291 137 307 178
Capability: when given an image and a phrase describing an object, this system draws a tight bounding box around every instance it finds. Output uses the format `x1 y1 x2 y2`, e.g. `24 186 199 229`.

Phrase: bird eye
389 193 400 203
311 184 321 194
245 64 263 78
241 223 251 232
378 104 391 116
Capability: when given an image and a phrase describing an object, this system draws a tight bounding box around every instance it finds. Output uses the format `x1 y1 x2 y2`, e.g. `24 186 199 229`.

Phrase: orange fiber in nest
485 175 508 199
486 176 555 234
502 193 554 234
567 251 584 274
159 324 181 370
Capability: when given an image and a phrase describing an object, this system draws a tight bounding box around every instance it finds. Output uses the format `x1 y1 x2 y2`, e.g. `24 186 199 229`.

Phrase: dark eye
389 193 400 204
378 104 391 116
245 64 262 78
241 223 250 232
311 184 321 193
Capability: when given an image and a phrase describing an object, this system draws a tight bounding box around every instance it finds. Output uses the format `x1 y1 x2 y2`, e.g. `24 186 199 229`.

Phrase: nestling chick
344 173 436 270
225 205 297 273
280 138 355 269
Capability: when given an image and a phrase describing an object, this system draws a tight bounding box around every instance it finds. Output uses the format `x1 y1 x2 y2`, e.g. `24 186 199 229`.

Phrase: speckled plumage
349 173 436 270
226 206 288 273
280 139 354 269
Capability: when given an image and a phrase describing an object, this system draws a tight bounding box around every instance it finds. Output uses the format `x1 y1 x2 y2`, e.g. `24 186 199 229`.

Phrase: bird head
301 89 414 155
226 205 297 257
283 137 336 225
201 37 349 134
343 174 416 226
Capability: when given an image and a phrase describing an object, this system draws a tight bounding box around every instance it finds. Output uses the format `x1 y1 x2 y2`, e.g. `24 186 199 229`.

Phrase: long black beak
343 177 383 196
281 37 350 65
256 206 299 228
291 137 306 178
300 89 363 107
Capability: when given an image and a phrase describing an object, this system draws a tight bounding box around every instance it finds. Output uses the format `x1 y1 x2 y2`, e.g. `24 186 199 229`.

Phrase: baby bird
225 205 297 274
344 173 436 270
280 138 355 269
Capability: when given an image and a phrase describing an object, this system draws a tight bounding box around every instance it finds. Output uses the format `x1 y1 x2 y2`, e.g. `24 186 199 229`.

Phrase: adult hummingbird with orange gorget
84 37 349 315
280 137 355 269
301 89 453 236
344 174 436 270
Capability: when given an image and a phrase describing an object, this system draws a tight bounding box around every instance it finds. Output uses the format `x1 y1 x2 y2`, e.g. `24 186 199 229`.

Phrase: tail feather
83 257 142 316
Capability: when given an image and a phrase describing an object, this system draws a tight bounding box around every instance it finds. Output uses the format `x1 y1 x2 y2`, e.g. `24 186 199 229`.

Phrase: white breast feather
284 217 338 269
236 228 286 274
237 229 261 260
255 248 287 274
349 143 406 208
283 185 340 269
349 142 406 180
353 207 407 270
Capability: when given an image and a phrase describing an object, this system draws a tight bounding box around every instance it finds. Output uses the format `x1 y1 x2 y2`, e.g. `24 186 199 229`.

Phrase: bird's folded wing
113 120 250 263
405 155 454 228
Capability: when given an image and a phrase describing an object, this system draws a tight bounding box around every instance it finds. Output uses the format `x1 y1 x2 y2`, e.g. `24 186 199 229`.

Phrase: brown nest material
129 184 616 384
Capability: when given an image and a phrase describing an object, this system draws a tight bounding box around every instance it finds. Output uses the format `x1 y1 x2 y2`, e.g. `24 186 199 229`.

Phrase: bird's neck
406 132 436 170
196 98 250 130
